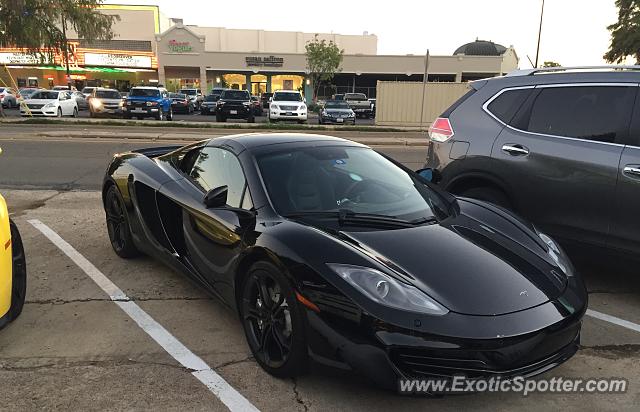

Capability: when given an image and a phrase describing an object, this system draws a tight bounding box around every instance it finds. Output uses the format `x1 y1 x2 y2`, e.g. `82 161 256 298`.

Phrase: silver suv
423 66 640 255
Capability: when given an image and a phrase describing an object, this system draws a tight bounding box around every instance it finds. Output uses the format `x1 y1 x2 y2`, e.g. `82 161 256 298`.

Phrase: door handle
623 165 640 178
502 144 530 156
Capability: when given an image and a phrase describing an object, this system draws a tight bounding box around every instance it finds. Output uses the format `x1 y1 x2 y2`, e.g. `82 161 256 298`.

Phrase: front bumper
218 105 252 118
270 110 307 120
321 115 356 124
122 106 160 117
21 108 58 116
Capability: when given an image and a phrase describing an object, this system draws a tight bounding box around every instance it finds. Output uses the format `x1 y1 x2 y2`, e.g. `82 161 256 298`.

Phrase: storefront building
156 21 519 103
0 4 168 91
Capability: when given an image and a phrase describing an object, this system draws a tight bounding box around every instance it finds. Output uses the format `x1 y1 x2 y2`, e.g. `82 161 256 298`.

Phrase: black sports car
102 133 587 390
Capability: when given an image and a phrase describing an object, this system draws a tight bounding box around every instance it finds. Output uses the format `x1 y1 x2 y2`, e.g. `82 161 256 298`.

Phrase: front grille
279 105 298 111
390 325 580 379
27 104 44 109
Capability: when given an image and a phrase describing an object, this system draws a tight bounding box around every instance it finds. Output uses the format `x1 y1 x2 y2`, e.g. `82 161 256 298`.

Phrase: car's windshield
273 92 302 102
257 146 447 222
96 90 121 99
82 87 95 94
130 88 160 97
170 93 186 99
31 91 59 100
180 89 197 95
20 89 38 97
205 95 219 101
221 90 250 100
325 101 350 109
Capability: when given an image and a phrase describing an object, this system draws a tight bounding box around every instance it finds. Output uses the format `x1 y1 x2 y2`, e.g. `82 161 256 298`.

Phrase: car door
181 146 253 302
490 83 635 246
60 92 72 115
611 95 640 254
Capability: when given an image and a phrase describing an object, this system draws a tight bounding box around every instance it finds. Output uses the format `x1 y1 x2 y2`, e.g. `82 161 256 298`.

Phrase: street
0 127 639 410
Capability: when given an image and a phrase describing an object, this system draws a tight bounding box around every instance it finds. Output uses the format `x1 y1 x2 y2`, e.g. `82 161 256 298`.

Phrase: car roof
207 133 364 151
274 90 300 93
131 86 162 90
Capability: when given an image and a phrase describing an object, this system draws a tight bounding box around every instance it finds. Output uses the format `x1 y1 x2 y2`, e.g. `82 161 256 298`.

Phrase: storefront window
223 74 247 91
271 75 303 93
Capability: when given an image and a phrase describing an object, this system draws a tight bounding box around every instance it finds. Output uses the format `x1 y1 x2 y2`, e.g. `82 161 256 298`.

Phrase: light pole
534 0 545 68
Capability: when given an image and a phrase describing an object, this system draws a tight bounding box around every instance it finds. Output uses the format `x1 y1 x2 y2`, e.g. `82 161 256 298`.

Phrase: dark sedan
319 100 356 125
102 133 586 390
169 93 194 114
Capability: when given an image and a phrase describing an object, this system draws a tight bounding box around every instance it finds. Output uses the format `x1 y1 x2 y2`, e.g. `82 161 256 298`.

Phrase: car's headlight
125 100 132 106
300 104 307 111
44 102 55 108
243 101 251 106
537 232 572 275
271 104 279 110
327 264 448 315
91 99 102 109
348 112 355 117
146 101 158 106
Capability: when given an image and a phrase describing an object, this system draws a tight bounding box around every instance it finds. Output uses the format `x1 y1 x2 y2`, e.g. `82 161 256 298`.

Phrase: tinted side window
190 148 246 207
525 86 635 143
486 88 532 124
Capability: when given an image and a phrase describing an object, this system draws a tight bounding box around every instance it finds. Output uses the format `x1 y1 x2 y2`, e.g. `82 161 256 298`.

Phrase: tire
318 118 323 124
72 108 78 118
247 115 255 123
104 185 140 258
240 261 308 378
459 186 513 210
56 108 62 118
8 219 26 321
156 110 164 121
167 108 173 121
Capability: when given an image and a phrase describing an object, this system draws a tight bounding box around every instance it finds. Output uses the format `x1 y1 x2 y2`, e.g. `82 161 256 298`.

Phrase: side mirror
204 185 228 208
415 168 441 184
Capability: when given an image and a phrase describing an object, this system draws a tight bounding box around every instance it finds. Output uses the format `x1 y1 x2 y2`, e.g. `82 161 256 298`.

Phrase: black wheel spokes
244 273 293 368
106 193 126 249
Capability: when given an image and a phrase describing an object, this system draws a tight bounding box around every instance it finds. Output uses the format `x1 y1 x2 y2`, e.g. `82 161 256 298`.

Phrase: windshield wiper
283 209 436 228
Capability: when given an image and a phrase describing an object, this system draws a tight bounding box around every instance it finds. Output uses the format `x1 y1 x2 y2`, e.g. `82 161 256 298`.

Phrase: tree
305 35 343 101
604 0 640 64
0 0 119 61
542 61 561 68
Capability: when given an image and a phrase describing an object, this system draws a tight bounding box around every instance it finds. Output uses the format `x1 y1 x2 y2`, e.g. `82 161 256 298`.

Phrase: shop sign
245 55 284 68
84 53 152 68
0 52 49 65
168 40 193 53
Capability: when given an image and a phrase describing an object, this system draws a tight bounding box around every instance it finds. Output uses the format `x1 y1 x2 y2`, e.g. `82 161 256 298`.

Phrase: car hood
26 99 57 105
321 200 567 316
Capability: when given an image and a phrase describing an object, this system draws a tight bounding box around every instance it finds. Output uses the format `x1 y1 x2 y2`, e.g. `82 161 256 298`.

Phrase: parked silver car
0 87 18 108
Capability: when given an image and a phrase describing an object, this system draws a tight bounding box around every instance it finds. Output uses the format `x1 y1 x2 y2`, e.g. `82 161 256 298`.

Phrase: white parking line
586 309 640 333
28 219 259 412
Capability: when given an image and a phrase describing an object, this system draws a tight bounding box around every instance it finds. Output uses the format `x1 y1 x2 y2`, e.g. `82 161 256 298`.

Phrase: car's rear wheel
105 185 140 258
8 219 26 321
167 108 173 121
240 261 308 377
459 186 513 210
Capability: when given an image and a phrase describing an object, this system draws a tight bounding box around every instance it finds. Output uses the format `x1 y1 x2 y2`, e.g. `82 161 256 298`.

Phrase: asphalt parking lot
0 133 639 410
0 107 376 126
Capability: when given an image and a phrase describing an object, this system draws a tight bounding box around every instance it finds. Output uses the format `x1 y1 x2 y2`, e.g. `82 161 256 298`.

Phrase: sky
107 0 620 67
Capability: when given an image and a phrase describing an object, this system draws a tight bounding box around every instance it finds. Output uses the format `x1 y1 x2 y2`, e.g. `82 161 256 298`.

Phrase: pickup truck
122 86 173 121
344 93 373 118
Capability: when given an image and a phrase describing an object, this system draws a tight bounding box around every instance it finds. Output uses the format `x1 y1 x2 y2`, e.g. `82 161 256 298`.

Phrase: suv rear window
486 88 532 124
524 86 635 143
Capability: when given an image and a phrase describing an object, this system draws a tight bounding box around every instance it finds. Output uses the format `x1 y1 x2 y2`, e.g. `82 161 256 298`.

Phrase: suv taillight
429 117 454 142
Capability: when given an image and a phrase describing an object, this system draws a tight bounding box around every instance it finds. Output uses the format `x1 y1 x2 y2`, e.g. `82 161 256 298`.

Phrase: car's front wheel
56 108 62 118
167 108 173 121
8 219 26 321
105 185 140 258
240 261 308 377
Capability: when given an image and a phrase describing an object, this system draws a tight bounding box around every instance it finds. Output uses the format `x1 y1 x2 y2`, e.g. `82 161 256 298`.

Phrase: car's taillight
428 117 454 142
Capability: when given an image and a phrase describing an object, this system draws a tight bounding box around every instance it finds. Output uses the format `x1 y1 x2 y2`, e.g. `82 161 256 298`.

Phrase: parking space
1 186 639 410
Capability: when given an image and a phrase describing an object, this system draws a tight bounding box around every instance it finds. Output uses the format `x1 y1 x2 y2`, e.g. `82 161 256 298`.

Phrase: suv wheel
459 186 513 210
167 108 173 121
156 110 163 121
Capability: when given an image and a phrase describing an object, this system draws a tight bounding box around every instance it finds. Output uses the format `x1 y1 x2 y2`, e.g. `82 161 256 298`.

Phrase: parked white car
268 90 307 123
20 90 79 117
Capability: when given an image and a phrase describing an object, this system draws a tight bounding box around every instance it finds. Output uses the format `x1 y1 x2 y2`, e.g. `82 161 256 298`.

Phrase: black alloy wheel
241 262 308 377
8 220 26 320
105 185 140 258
